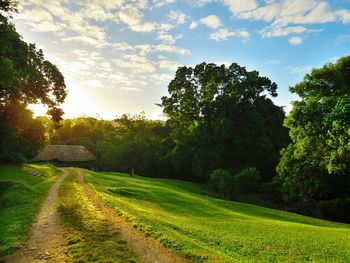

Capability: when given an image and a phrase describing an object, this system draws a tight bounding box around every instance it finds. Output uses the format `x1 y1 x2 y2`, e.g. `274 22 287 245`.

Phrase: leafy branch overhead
0 0 67 121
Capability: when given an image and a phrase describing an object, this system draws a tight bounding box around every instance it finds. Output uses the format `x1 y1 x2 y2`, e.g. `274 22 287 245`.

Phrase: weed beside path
0 164 58 257
2 168 69 263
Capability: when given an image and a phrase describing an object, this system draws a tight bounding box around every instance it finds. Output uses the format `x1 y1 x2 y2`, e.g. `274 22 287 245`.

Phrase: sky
12 0 350 119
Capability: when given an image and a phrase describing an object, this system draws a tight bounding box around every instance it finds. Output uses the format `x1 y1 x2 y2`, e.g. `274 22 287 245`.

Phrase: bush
318 198 350 223
260 180 282 203
0 151 27 164
208 167 262 200
233 167 261 193
208 169 235 199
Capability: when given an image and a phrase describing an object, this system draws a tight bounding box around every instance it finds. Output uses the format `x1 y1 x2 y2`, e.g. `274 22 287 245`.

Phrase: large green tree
276 56 350 221
0 0 67 161
161 62 288 181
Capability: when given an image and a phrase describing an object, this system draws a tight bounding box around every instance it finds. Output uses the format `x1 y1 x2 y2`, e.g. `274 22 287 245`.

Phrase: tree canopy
161 62 289 182
0 1 67 161
276 56 350 221
0 12 66 119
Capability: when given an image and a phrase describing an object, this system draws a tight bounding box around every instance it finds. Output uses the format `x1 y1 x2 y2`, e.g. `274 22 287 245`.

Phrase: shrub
233 167 261 193
208 167 262 200
0 151 27 164
318 198 350 223
260 180 282 203
208 169 235 199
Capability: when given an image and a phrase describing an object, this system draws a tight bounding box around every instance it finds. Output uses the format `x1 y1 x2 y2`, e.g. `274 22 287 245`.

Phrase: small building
33 145 96 169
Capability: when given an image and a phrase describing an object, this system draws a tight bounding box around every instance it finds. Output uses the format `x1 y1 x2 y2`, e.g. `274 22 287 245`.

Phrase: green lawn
0 164 57 256
57 170 138 262
85 170 350 263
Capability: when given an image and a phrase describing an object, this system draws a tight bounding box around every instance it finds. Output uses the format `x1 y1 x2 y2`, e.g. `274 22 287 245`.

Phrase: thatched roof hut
33 145 96 163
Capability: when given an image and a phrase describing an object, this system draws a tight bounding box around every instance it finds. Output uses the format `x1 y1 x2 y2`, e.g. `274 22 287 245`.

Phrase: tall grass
0 164 57 256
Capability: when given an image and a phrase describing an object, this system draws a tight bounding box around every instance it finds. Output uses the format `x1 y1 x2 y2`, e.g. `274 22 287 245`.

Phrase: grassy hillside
0 164 57 256
85 170 350 262
57 170 138 262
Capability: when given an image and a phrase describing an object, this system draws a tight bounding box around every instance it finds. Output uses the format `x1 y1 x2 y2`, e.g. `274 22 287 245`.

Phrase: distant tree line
1 0 349 222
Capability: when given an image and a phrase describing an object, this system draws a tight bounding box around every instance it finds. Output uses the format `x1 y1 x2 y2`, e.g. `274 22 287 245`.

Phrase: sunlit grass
57 170 138 263
0 164 57 256
85 170 350 262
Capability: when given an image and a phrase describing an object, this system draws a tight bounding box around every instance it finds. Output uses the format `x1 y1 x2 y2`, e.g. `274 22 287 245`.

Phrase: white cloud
167 10 188 24
193 0 218 6
237 2 281 21
284 65 312 74
158 60 181 71
118 7 156 32
261 25 307 37
210 28 235 41
189 21 198 29
153 0 176 7
263 60 281 65
239 31 250 38
223 0 258 15
86 79 104 88
151 44 191 55
29 20 66 33
289 36 303 45
336 9 350 23
157 32 183 45
200 15 222 29
158 23 174 31
210 28 250 41
222 0 350 40
119 43 190 56
113 56 157 74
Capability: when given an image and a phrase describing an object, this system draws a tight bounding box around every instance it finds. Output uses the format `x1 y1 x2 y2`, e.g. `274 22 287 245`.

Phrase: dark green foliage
277 56 350 222
161 62 289 182
0 15 67 117
0 4 66 162
208 169 235 199
318 198 350 222
0 0 18 13
0 102 45 162
260 180 282 203
50 114 171 178
209 167 262 200
234 167 261 193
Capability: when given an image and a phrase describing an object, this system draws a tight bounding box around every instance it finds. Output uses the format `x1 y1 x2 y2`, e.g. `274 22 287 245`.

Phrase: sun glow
28 79 97 118
28 103 48 117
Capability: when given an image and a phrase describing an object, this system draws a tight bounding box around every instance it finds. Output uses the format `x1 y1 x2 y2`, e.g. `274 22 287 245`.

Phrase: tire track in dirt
3 169 69 263
76 168 190 263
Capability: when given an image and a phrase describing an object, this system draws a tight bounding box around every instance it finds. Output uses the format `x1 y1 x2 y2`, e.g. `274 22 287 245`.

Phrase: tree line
0 1 349 222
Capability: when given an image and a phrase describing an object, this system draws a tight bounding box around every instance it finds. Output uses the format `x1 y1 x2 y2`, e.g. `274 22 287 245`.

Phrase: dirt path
3 169 69 263
76 169 189 263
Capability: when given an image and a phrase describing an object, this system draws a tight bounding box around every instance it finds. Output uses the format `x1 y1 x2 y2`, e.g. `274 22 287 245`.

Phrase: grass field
57 170 137 262
0 164 57 256
85 169 350 263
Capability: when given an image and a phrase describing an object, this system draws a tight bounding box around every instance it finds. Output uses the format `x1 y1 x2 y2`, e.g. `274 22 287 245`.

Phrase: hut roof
33 145 96 162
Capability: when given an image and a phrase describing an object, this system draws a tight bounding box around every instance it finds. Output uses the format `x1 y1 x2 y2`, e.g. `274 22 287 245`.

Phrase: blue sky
12 0 350 119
